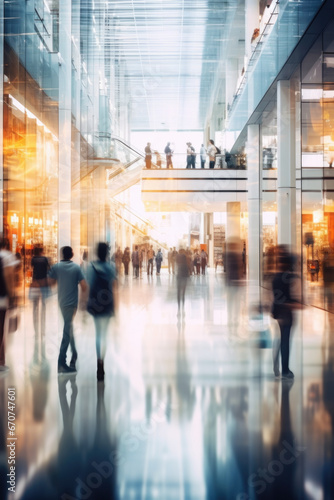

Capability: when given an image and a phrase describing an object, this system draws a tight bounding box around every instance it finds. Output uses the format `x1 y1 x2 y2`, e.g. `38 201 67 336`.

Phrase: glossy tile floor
1 270 333 500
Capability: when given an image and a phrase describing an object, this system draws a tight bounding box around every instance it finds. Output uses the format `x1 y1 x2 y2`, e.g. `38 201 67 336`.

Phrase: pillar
247 124 261 291
58 0 72 254
277 80 296 249
226 202 241 240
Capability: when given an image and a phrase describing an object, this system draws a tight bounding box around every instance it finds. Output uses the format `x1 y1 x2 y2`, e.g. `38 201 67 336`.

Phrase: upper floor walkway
141 168 276 211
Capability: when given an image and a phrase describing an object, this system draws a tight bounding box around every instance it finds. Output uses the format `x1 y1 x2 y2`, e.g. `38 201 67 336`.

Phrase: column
247 124 262 301
58 0 72 252
226 202 241 240
277 80 296 249
0 0 4 233
70 0 81 259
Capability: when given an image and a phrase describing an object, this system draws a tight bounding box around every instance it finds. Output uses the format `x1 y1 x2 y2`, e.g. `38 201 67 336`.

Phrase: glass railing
227 0 324 137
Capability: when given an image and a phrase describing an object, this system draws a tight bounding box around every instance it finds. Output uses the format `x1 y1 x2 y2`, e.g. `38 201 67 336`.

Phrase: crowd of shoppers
0 235 304 387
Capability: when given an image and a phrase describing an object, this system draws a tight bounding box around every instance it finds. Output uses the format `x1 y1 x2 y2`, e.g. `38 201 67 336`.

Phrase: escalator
107 136 158 196
110 198 169 252
74 136 155 196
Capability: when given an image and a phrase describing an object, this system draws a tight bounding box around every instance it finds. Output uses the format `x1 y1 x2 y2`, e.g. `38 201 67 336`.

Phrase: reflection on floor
1 271 333 499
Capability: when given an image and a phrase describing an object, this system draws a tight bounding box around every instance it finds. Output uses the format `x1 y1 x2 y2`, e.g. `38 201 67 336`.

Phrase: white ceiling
106 0 244 131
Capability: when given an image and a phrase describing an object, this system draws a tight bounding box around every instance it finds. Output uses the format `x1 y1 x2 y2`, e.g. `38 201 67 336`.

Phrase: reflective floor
1 270 333 500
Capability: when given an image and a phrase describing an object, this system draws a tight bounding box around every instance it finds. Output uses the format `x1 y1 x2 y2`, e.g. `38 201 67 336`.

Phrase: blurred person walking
171 247 178 274
114 247 123 276
0 238 16 372
87 242 117 381
186 143 192 169
200 249 208 275
147 245 154 275
176 249 189 317
48 246 87 374
271 247 301 379
194 251 201 275
132 245 140 279
168 248 173 274
145 142 152 169
190 144 196 168
323 249 334 312
186 248 193 275
29 245 50 341
122 247 130 276
225 238 244 332
155 249 163 275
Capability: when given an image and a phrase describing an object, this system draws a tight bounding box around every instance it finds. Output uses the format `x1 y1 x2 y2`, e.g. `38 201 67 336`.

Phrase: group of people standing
112 245 164 277
144 139 221 169
144 142 173 169
168 247 208 276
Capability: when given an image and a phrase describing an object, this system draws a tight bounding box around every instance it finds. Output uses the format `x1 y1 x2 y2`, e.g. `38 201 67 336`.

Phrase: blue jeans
93 315 111 359
58 306 77 366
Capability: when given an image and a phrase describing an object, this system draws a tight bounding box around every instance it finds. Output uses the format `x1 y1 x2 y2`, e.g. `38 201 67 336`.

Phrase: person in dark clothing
155 249 163 275
271 247 301 379
30 245 50 347
132 245 140 278
186 143 192 169
145 142 152 169
87 242 117 381
200 249 208 275
164 142 173 169
176 249 189 317
122 247 130 275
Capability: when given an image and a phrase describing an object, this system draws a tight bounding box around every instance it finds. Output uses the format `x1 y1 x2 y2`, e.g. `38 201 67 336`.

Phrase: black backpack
87 264 113 316
0 258 7 297
215 146 221 155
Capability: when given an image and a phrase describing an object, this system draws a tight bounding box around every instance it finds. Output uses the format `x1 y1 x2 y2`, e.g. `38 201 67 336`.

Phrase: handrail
228 1 279 115
114 212 169 251
110 198 154 229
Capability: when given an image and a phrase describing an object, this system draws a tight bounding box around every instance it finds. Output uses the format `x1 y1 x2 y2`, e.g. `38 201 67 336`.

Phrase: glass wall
3 0 60 286
1 0 128 292
301 20 334 311
261 104 278 285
